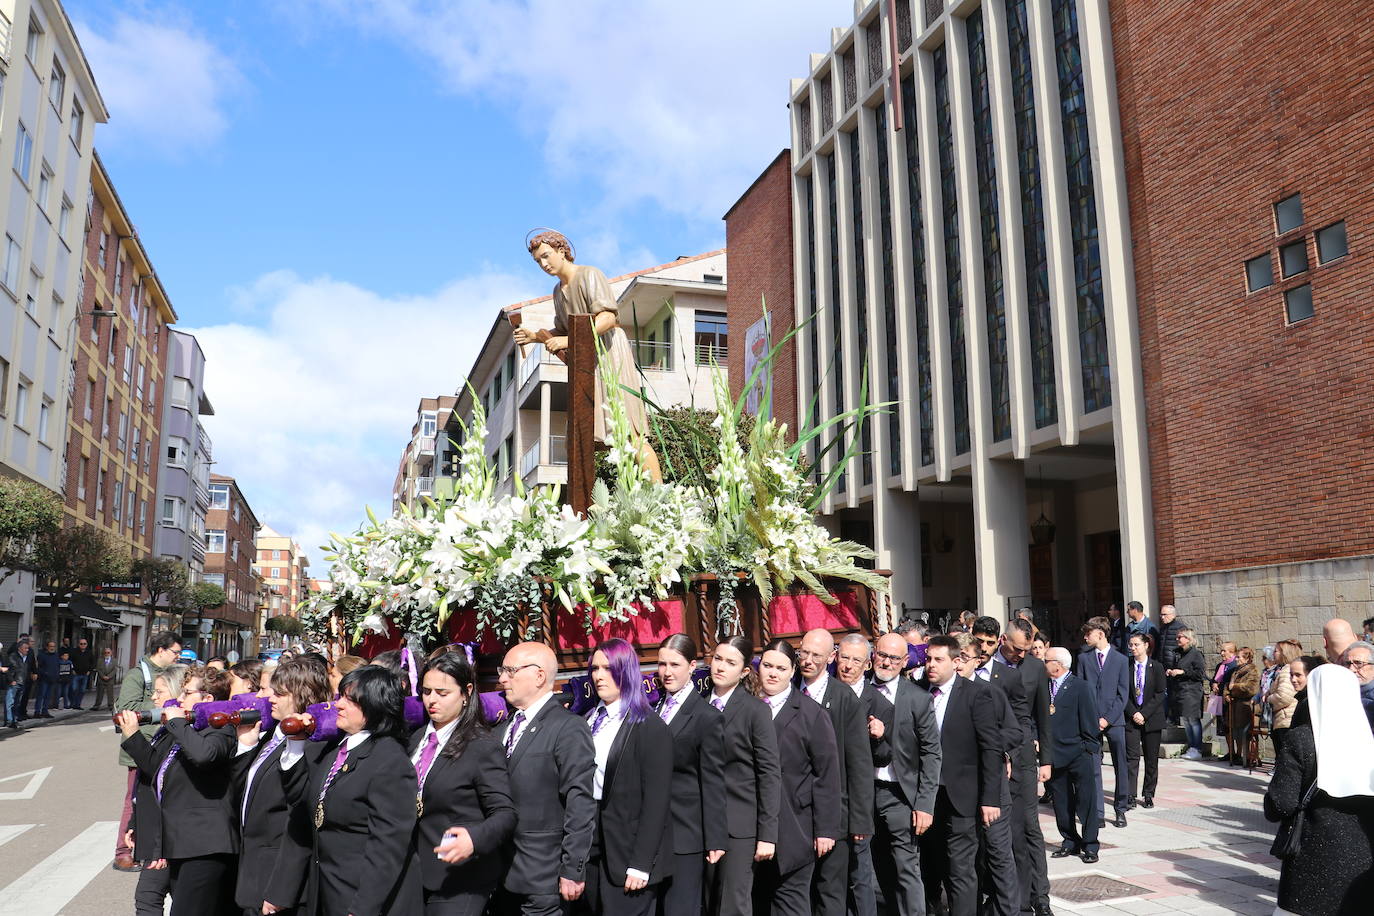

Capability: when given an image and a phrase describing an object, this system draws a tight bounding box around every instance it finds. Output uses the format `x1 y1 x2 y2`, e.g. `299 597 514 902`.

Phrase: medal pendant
314 803 324 829
416 793 424 818
1049 703 1056 715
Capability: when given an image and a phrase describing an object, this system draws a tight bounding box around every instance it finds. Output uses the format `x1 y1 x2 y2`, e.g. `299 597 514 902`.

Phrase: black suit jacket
870 676 943 816
121 717 238 860
770 690 842 875
987 655 1051 767
717 688 781 843
917 676 1001 817
809 677 874 837
407 727 516 897
302 734 422 916
233 729 313 910
858 682 893 770
496 695 596 894
595 713 675 884
1076 646 1130 728
1126 658 1167 731
660 689 727 854
1047 674 1100 767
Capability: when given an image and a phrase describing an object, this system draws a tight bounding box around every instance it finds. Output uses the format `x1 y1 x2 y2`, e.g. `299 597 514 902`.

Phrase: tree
265 615 304 639
191 582 227 612
0 477 62 586
130 557 192 633
29 523 129 639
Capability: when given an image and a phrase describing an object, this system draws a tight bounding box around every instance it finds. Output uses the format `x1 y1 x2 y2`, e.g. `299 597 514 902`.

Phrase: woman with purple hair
580 638 674 915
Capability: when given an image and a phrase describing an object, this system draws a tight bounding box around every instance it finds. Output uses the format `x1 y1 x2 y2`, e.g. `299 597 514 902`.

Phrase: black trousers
710 835 757 916
658 850 706 916
921 790 978 916
491 887 567 916
974 778 1016 916
424 885 493 916
752 857 813 916
169 854 235 916
811 828 848 916
1050 753 1099 855
1124 724 1161 801
1008 754 1049 910
847 836 876 916
134 863 171 916
871 781 924 916
1096 725 1130 820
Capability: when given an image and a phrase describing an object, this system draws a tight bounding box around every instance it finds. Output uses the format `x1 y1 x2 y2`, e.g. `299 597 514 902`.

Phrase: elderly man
493 642 595 916
1156 605 1185 724
1341 641 1374 731
798 629 874 916
835 634 882 916
1324 618 1358 664
1044 647 1101 863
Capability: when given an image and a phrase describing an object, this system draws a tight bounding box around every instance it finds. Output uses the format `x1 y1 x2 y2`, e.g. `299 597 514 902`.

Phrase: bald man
1324 618 1357 664
798 629 874 916
492 642 595 916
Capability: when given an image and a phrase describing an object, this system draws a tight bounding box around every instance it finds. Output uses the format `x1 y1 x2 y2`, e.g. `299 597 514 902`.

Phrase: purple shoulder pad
191 699 238 731
905 643 927 670
478 691 510 726
304 700 340 742
403 695 426 729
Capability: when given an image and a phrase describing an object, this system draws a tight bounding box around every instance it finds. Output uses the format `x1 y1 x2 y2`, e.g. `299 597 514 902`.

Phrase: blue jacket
35 650 61 681
1046 673 1100 767
1075 646 1130 728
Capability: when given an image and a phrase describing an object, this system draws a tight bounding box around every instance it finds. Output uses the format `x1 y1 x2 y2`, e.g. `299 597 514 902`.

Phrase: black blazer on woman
661 689 727 855
232 730 313 910
301 735 422 916
717 688 781 844
406 726 516 897
597 713 675 885
121 717 238 860
769 690 841 875
1126 658 1167 731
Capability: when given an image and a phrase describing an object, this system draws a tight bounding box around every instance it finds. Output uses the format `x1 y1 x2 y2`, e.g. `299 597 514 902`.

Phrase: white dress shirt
803 672 829 704
846 678 865 700
710 686 737 710
660 682 695 726
344 729 372 752
240 724 305 824
507 690 556 753
765 687 792 719
410 718 458 765
588 699 626 801
928 678 953 731
873 676 899 781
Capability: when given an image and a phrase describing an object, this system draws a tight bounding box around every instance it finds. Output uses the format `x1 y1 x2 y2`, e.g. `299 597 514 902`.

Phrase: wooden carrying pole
567 320 597 515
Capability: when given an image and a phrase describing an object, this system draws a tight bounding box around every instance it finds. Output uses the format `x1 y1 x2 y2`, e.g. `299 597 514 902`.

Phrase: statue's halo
524 227 576 262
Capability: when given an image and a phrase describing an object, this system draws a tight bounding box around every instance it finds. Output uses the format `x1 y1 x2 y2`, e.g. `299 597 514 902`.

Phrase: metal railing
519 345 563 386
414 477 434 498
694 343 728 365
520 435 568 478
631 339 673 371
418 436 436 455
0 12 11 64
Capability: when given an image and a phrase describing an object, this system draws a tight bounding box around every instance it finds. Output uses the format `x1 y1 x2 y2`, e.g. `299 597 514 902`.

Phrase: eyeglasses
797 650 832 662
874 650 906 664
497 663 539 678
1346 660 1374 673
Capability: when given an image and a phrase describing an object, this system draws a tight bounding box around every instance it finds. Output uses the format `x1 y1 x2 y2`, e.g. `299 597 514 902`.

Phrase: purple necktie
711 697 725 711
155 743 181 802
590 706 609 736
414 731 440 789
931 686 942 700
659 695 677 722
1097 652 1106 672
504 711 526 758
1136 663 1145 703
317 743 350 811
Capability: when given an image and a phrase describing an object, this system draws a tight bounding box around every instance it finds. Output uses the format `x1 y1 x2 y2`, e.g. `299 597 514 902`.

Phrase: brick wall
1112 0 1374 604
724 149 798 434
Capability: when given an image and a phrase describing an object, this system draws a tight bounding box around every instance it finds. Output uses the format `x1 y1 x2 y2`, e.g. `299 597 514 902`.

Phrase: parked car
257 648 285 662
178 648 199 663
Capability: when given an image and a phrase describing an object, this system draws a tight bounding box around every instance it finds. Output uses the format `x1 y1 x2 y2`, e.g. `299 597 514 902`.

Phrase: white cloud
184 268 534 564
75 13 242 153
315 0 844 222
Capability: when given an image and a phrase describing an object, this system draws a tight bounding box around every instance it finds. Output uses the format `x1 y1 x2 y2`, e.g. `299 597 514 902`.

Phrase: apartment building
203 473 260 657
392 394 456 513
0 0 108 634
153 329 212 590
430 251 729 501
254 524 309 631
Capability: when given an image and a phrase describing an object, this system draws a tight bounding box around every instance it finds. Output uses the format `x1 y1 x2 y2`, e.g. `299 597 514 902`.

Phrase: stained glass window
967 10 1010 443
1053 0 1111 413
875 103 901 478
1007 0 1057 429
903 74 934 468
935 46 970 455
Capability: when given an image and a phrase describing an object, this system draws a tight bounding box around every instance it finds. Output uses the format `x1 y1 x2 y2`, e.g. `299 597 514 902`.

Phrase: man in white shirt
835 633 880 916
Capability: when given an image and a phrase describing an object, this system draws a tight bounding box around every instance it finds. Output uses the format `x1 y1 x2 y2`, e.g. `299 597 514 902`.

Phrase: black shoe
1112 813 1127 828
1033 903 1055 916
1039 794 1054 805
71 706 83 710
1124 796 1137 810
1051 846 1078 858
1080 851 1099 864
39 713 53 719
1140 797 1154 808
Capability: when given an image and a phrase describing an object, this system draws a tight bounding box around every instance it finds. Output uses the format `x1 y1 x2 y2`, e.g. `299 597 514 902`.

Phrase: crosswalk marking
0 821 118 915
0 768 51 801
0 825 34 848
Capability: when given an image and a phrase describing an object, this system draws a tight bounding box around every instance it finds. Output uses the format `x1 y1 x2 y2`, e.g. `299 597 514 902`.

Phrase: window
232 502 240 522
70 99 84 147
420 415 436 438
59 196 72 239
15 381 30 428
126 490 135 529
231 540 239 561
97 470 105 511
1279 240 1308 278
97 232 107 269
170 376 191 409
131 427 140 463
37 165 51 211
207 530 226 553
38 399 50 441
135 362 145 401
143 440 151 472
0 358 7 415
138 500 146 536
25 293 36 318
48 294 61 334
1285 284 1314 323
49 61 65 111
123 345 133 384
25 15 41 62
504 351 516 389
117 409 128 452
3 235 21 292
114 257 123 296
209 483 230 509
112 480 123 522
1274 194 1303 234
161 496 183 527
1316 222 1348 263
13 122 33 184
84 379 94 421
102 396 111 436
165 436 189 468
108 326 118 366
274 567 283 579
693 312 728 364
77 456 87 501
202 573 224 587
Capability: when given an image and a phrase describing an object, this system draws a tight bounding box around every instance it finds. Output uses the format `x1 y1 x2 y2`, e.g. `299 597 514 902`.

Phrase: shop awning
70 594 126 628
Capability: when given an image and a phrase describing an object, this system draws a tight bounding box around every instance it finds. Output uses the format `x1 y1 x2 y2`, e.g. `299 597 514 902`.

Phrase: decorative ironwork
1053 0 1111 413
842 50 857 110
967 11 1010 443
934 47 969 455
866 21 884 86
874 104 900 479
820 74 834 133
1007 0 1057 429
849 130 872 487
896 0 913 52
924 0 945 29
826 152 846 493
902 75 933 468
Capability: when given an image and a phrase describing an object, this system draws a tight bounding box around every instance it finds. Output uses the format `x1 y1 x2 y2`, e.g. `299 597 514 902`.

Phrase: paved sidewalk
1043 755 1280 915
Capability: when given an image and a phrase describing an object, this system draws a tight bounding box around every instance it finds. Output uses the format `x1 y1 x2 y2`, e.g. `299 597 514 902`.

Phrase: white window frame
209 483 230 509
161 496 183 527
14 381 30 430
165 436 189 469
69 99 84 148
206 530 226 554
48 60 65 111
3 235 21 293
25 15 41 62
13 122 33 184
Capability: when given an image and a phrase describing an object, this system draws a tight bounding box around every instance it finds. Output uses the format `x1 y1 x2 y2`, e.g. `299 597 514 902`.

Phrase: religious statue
512 230 663 484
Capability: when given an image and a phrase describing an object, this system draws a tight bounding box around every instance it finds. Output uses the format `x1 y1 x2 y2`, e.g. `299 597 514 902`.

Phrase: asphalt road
0 706 141 915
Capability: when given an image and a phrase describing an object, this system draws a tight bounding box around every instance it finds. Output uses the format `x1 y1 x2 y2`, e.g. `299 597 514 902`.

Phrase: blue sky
66 0 842 562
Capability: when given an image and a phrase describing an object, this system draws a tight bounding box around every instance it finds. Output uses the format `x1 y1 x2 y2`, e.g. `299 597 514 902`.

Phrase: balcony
630 339 674 372
417 436 436 455
519 344 566 388
413 477 434 499
0 11 11 63
520 435 568 480
694 343 728 366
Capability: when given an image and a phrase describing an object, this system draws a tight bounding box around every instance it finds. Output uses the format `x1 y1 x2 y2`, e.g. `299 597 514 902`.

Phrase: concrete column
972 458 1030 622
875 487 922 627
539 382 551 465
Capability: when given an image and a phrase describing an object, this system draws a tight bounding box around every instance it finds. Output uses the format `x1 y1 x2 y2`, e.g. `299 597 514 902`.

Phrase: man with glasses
835 634 882 916
797 629 873 916
1340 641 1374 731
867 632 942 916
492 642 595 916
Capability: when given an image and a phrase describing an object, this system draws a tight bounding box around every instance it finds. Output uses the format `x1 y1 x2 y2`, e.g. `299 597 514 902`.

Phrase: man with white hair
1341 640 1374 731
1043 647 1102 864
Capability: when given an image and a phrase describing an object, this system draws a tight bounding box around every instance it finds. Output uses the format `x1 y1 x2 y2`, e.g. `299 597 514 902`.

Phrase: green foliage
644 407 757 491
265 615 305 637
131 556 191 619
191 581 227 610
30 524 129 597
0 477 62 582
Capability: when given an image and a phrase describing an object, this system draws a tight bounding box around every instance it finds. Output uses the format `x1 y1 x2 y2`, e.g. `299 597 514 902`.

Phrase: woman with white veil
1264 664 1374 915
